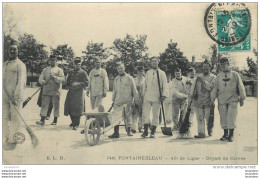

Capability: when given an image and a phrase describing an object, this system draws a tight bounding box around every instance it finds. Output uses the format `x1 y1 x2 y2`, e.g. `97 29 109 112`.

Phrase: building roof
188 62 203 73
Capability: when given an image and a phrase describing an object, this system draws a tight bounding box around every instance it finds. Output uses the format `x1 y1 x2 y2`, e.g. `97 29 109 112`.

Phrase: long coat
64 69 88 116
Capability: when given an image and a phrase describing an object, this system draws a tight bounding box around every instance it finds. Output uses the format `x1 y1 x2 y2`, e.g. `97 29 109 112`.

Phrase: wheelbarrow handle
107 103 114 112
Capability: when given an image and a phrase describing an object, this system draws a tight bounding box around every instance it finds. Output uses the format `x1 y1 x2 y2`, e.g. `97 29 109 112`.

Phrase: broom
11 103 39 148
24 77 52 108
4 87 39 148
23 87 41 107
179 77 199 136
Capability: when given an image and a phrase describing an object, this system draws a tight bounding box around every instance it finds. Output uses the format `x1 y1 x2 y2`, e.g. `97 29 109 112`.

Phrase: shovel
156 70 172 136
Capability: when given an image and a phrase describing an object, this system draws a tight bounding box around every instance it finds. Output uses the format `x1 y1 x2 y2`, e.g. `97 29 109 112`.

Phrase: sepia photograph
2 2 258 170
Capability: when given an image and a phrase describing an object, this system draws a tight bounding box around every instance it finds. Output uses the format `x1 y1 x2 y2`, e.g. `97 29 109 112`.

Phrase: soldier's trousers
218 102 238 129
132 112 142 130
90 95 103 110
3 98 22 143
172 102 187 128
142 100 160 126
164 99 172 123
195 106 211 135
70 115 81 127
114 103 132 127
40 95 60 117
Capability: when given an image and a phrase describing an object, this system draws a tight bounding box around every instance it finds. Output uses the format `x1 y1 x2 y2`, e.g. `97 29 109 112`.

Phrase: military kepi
74 57 82 64
219 57 229 63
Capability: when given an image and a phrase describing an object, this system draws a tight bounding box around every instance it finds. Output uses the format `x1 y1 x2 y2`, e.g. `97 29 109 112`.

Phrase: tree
241 49 258 79
18 33 49 75
159 40 189 76
50 44 75 75
50 44 75 62
81 41 108 74
107 34 149 76
105 59 119 79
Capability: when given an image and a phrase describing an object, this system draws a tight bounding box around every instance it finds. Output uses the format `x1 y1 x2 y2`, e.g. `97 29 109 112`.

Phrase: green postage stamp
216 9 251 52
204 3 251 52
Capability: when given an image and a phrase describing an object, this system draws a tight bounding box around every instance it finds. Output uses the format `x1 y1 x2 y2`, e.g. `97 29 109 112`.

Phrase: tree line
3 4 257 79
4 33 191 78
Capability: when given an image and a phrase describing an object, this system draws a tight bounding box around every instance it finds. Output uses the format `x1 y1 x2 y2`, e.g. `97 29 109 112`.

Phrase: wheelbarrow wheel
84 118 101 146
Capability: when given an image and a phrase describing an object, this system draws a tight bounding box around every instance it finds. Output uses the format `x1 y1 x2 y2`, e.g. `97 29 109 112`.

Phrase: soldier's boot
220 129 229 141
150 125 157 138
138 127 142 133
3 140 17 151
131 129 136 134
108 125 120 138
127 127 133 136
51 117 58 125
194 133 206 138
36 116 45 126
227 129 234 142
208 129 213 137
141 124 149 138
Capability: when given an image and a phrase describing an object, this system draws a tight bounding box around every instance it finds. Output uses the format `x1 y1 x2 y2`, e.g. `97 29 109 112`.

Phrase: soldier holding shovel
141 57 169 138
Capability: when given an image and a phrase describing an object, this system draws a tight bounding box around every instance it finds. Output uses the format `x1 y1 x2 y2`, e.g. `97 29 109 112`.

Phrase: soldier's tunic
87 68 109 110
142 69 168 126
186 77 196 127
64 69 88 126
112 73 139 127
132 76 145 130
38 65 65 117
171 76 190 128
3 58 27 143
164 81 173 123
211 70 246 129
193 73 216 135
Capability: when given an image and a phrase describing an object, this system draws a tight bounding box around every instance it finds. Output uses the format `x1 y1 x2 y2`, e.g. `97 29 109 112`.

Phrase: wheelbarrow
81 104 129 146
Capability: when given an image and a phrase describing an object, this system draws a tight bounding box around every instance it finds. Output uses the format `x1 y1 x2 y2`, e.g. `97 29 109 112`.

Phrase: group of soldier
3 41 246 151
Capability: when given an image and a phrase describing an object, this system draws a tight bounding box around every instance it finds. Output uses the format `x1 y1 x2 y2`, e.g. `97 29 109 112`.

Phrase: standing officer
193 60 216 138
3 41 27 150
142 57 168 138
64 57 88 130
36 55 65 126
211 57 246 142
87 57 109 110
108 63 139 138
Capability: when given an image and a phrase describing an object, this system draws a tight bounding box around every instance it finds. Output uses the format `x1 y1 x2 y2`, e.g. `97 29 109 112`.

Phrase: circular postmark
13 132 25 144
204 3 251 46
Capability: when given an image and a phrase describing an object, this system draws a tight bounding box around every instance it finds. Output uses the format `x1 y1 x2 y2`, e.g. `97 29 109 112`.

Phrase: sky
4 3 258 69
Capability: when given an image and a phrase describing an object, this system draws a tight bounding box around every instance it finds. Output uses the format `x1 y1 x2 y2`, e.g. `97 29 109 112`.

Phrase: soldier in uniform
108 63 139 138
186 67 196 134
36 55 65 126
86 57 109 110
193 60 216 138
164 73 173 124
64 57 88 130
3 41 27 150
211 57 246 142
132 66 145 133
141 57 168 138
171 68 190 131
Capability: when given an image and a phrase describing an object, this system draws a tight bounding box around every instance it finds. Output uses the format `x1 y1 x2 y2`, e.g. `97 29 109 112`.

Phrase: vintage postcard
2 2 258 168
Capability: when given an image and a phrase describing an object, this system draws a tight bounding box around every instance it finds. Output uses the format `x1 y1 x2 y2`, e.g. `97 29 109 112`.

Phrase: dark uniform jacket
64 69 88 116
